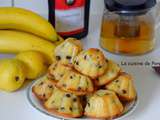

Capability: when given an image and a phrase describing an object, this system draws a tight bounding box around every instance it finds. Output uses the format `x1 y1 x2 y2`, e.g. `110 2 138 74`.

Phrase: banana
0 7 58 41
0 30 56 64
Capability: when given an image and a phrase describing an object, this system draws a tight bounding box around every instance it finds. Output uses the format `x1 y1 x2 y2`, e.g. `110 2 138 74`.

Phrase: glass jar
100 0 157 55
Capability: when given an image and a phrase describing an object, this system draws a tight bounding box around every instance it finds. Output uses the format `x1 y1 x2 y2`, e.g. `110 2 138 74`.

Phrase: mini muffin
73 48 108 79
32 76 55 101
95 60 121 86
47 62 72 84
56 70 94 95
44 87 83 118
84 90 123 119
54 38 83 65
105 73 137 101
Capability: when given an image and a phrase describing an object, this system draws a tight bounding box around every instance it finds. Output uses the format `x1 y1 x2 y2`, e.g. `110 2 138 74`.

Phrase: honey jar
100 0 157 55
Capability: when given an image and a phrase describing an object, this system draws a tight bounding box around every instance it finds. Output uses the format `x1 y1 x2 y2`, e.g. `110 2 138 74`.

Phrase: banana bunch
0 7 58 41
0 7 64 64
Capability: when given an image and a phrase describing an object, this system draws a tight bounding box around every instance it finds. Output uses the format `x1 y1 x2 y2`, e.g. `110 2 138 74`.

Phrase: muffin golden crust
47 62 72 83
32 76 55 101
32 41 138 119
84 90 123 119
56 70 94 95
44 87 83 118
73 48 108 79
105 73 137 101
95 60 121 86
54 38 83 65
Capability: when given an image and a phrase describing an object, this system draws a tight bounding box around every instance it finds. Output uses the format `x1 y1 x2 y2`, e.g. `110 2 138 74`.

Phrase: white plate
27 76 138 120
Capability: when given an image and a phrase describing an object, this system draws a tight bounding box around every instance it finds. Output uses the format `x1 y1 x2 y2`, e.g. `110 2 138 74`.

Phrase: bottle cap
105 0 156 15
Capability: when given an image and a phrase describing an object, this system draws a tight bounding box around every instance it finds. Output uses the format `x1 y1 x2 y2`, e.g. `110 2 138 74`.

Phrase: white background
0 0 160 120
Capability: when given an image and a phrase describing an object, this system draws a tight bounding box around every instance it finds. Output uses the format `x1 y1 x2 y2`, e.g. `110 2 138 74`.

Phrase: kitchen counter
0 0 160 120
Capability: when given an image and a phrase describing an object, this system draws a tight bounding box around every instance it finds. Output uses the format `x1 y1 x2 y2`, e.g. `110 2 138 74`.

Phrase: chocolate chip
70 76 73 79
43 94 46 97
70 107 72 111
86 81 89 86
52 101 55 104
66 94 71 97
96 49 100 52
106 59 109 63
84 55 87 60
98 65 102 68
96 64 102 69
39 82 44 86
87 103 90 107
15 76 19 81
60 74 64 77
66 56 72 60
122 90 127 94
96 78 99 81
62 84 66 87
76 61 79 65
48 85 53 89
73 98 77 102
60 107 65 110
56 56 61 60
115 80 119 83
77 87 81 91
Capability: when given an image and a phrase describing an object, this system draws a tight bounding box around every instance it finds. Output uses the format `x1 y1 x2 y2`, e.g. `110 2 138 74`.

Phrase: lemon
0 59 26 92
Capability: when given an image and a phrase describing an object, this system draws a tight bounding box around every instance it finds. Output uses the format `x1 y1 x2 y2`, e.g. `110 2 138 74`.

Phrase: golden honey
100 18 155 55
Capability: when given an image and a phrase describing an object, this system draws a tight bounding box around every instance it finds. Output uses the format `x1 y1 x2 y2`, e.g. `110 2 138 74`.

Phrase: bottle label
54 0 85 35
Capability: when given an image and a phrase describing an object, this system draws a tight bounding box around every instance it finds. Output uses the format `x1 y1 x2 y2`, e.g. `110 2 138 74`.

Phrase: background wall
1 0 160 25
0 0 104 19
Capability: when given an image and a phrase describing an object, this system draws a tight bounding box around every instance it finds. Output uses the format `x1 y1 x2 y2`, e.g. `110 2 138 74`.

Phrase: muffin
84 90 123 119
105 72 137 101
56 70 94 95
44 87 83 118
54 38 83 65
47 62 72 84
32 76 55 101
95 60 121 86
73 48 108 79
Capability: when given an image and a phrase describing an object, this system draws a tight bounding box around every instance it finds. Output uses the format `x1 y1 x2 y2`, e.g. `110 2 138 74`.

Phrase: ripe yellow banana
0 30 56 64
0 7 58 42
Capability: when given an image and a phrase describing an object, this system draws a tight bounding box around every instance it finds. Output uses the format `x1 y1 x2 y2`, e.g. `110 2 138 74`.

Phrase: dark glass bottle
48 0 90 39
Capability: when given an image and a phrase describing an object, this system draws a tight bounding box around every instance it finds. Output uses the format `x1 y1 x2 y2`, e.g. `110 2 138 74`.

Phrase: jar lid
105 0 156 13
